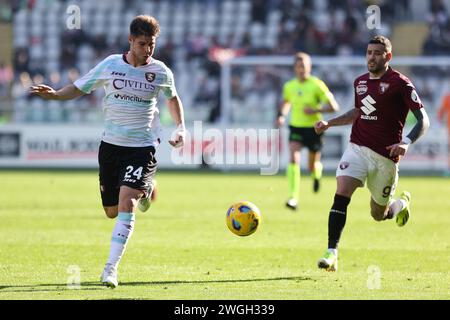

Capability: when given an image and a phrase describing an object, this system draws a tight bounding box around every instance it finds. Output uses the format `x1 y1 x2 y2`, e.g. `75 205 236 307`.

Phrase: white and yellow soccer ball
226 201 261 236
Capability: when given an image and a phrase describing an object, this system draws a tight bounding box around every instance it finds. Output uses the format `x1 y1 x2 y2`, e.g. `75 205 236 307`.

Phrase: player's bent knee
104 206 118 219
370 209 385 221
370 198 388 221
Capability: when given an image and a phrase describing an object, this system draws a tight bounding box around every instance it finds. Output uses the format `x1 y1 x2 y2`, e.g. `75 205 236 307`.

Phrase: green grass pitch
0 170 449 300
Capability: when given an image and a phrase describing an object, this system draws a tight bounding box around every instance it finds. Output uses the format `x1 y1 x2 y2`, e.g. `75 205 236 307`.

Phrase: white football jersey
74 54 177 147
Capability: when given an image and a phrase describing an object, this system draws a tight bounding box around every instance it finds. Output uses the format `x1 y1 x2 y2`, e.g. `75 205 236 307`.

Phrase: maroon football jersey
350 67 424 162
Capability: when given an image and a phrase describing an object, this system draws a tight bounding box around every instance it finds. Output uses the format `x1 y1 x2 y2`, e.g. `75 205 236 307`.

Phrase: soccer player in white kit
314 36 430 271
31 16 186 288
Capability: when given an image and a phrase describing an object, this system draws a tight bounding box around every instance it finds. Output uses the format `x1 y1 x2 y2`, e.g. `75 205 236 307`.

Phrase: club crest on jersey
145 72 156 82
356 84 368 95
379 82 390 94
339 162 349 170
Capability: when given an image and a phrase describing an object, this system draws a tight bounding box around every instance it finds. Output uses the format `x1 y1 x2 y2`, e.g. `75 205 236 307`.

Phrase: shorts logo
339 162 349 170
145 72 156 82
356 85 368 95
379 82 390 94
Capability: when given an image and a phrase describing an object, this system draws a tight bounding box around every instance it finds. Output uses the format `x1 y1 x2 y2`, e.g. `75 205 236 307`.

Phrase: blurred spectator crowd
0 0 449 124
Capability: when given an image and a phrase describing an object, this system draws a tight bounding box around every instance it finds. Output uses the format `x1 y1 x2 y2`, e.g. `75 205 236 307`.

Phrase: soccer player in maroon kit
314 36 430 271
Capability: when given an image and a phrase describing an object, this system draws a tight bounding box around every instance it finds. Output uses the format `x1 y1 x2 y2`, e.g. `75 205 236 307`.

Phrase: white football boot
137 180 155 213
100 263 118 288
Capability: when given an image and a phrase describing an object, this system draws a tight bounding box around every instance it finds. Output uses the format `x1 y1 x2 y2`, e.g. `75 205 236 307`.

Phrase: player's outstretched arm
30 84 85 101
386 108 430 159
167 95 186 148
314 108 358 134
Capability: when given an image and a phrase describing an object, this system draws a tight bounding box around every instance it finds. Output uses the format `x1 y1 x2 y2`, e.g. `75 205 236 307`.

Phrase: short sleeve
400 79 424 111
282 82 290 101
160 67 177 99
316 79 333 104
73 57 111 94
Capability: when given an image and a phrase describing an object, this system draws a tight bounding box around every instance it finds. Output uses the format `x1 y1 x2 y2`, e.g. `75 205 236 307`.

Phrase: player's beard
368 61 385 74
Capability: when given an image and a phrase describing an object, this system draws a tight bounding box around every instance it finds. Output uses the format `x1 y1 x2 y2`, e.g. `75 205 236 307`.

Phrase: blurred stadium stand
0 0 449 126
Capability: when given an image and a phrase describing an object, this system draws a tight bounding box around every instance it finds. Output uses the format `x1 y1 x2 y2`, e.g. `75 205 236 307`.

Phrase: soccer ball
226 201 261 236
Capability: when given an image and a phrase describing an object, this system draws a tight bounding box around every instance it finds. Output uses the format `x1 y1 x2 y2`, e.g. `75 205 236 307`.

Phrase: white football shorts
336 143 398 206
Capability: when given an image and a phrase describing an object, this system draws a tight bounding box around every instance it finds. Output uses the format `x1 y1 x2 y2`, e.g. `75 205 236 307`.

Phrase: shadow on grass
0 276 315 293
0 282 105 293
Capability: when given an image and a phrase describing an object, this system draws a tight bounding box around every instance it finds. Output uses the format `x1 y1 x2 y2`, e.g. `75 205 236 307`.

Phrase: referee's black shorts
288 126 323 152
98 141 157 207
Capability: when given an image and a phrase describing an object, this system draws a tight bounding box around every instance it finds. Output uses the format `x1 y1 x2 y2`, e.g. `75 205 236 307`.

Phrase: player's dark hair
369 35 392 53
130 15 160 37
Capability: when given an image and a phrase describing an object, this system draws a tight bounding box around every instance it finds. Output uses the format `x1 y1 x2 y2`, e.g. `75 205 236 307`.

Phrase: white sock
388 199 407 218
107 212 135 269
327 248 338 256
